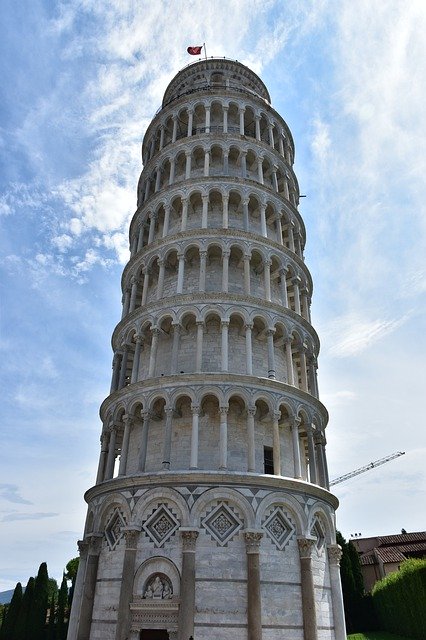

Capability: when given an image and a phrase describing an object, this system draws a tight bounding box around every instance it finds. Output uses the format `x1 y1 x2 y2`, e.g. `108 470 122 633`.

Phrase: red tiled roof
377 532 426 546
360 553 376 566
375 547 406 563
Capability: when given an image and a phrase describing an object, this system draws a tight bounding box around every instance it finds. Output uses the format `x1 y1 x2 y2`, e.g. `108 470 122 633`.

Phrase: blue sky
1 0 425 591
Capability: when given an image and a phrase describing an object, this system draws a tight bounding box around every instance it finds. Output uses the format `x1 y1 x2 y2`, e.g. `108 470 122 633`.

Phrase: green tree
65 557 79 610
47 595 56 640
0 582 22 640
29 562 49 640
14 577 35 640
56 576 68 640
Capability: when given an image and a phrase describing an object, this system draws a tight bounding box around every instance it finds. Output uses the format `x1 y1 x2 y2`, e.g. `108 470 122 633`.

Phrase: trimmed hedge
372 558 426 639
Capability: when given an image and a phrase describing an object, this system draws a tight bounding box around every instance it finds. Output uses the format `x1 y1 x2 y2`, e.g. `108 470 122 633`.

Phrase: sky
1 0 425 592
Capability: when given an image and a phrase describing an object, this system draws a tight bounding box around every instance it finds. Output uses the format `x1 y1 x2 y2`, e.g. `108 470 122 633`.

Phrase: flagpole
203 42 207 60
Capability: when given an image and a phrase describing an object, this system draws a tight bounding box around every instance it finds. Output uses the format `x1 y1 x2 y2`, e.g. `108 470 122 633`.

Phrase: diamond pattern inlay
202 502 242 546
142 504 180 547
263 507 295 550
311 518 325 551
105 508 126 550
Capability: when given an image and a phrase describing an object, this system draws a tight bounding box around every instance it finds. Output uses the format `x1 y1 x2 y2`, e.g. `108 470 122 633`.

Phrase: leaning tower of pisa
67 59 346 640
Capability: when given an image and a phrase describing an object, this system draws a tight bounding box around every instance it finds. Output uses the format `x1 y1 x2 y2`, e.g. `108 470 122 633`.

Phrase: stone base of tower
68 474 346 640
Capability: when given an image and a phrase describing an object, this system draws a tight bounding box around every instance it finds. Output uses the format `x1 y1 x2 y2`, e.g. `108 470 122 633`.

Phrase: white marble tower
68 58 346 640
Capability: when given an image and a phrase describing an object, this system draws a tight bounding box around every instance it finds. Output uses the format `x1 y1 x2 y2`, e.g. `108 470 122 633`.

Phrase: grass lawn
348 633 414 640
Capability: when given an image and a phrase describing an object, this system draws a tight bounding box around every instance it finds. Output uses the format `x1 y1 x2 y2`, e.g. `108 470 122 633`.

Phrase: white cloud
322 312 410 358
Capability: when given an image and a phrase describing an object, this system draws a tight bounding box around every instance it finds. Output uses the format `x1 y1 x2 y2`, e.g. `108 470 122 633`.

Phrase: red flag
187 45 203 55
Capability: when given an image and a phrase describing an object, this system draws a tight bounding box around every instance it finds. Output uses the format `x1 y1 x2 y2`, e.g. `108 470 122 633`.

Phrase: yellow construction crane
329 451 405 486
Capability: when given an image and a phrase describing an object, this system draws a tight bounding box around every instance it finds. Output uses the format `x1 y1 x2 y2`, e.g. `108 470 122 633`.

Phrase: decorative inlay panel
201 502 243 546
142 504 180 547
311 517 325 551
105 508 127 550
262 507 295 550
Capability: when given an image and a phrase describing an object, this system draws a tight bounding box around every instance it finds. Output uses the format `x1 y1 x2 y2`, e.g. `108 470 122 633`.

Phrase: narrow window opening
264 446 274 474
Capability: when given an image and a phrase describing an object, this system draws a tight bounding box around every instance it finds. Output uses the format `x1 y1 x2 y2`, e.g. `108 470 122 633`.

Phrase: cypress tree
47 595 56 640
14 577 35 640
56 576 68 640
0 582 22 640
29 562 49 640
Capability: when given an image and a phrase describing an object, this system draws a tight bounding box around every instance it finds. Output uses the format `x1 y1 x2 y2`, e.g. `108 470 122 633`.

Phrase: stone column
118 414 132 476
172 115 178 142
268 122 275 147
169 157 175 185
223 106 228 133
159 125 165 150
244 531 263 640
260 203 267 237
67 539 89 640
272 411 281 476
163 205 170 237
221 320 229 372
245 323 253 375
300 348 309 392
156 259 165 300
272 165 279 192
105 426 117 479
279 134 285 156
196 321 203 371
115 527 141 640
148 328 159 378
314 432 325 488
222 193 229 228
222 250 229 293
244 254 251 294
280 269 289 307
241 151 247 179
239 107 245 135
118 345 129 389
176 253 185 293
178 529 199 640
199 250 207 291
255 115 261 141
187 109 193 136
181 198 188 231
223 149 229 175
267 329 276 379
288 223 295 252
137 223 145 252
155 167 161 192
301 288 310 321
96 431 109 484
205 105 211 133
291 419 302 479
264 260 271 301
276 215 284 244
257 156 264 184
141 268 150 306
185 151 191 179
77 534 103 640
327 545 347 640
144 178 150 202
306 426 318 484
171 323 180 373
130 336 143 383
129 277 138 312
138 411 150 472
162 406 174 470
122 288 130 318
110 352 121 393
219 406 228 469
190 405 200 469
297 537 318 640
292 277 301 315
242 198 249 231
246 407 256 472
148 213 156 244
203 149 210 177
285 339 294 385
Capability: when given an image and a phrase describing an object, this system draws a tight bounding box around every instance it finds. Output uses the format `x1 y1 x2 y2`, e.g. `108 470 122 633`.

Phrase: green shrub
372 558 426 639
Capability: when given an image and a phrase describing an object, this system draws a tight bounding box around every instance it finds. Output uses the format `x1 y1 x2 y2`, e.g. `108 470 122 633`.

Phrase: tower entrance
140 630 169 640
